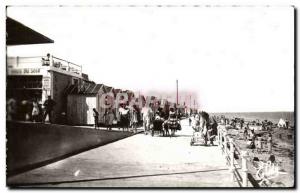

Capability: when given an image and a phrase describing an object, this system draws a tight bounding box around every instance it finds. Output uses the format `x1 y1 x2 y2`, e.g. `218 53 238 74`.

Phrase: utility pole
194 99 195 110
190 95 192 110
176 79 178 105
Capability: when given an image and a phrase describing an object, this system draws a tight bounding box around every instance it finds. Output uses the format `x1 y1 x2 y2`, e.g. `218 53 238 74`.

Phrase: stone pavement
7 119 238 187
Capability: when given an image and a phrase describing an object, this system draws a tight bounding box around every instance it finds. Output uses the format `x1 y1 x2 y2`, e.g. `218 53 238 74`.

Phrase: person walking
106 108 115 130
130 107 138 133
93 108 99 129
43 96 56 123
119 104 130 131
141 106 153 135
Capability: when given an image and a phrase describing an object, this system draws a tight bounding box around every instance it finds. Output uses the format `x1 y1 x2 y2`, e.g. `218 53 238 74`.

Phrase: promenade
8 119 238 187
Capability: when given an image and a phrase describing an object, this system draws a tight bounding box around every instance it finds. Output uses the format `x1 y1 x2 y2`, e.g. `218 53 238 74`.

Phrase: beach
215 112 295 187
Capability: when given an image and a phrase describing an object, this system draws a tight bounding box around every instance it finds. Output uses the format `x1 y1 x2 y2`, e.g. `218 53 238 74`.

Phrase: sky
6 6 294 112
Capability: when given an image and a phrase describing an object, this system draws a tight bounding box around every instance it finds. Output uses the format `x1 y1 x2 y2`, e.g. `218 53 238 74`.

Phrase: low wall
7 121 133 176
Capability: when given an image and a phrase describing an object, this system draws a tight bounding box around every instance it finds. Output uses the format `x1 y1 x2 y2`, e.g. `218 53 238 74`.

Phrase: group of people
7 96 56 123
191 112 218 145
141 106 182 136
244 124 272 153
92 104 140 132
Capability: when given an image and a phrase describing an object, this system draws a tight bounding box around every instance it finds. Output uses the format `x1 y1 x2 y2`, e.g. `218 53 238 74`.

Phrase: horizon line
208 111 294 113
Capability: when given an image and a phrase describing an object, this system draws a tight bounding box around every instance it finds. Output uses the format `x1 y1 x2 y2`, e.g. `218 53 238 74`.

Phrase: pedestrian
106 108 115 130
7 98 17 121
256 136 262 153
130 107 138 133
43 96 56 123
240 119 244 129
207 125 214 145
243 127 248 141
267 133 272 153
251 129 256 148
93 108 99 129
247 129 256 149
141 106 153 135
32 99 40 122
189 117 192 126
119 104 130 131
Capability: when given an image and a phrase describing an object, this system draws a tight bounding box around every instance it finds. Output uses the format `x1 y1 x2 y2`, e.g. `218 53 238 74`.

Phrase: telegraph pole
176 79 178 105
190 95 192 109
194 99 195 110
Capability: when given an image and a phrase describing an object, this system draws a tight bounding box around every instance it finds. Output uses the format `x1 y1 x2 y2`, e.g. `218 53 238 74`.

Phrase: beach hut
67 83 106 125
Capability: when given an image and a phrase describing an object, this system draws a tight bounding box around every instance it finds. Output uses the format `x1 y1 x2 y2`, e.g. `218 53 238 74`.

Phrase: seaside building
7 54 86 123
6 17 93 124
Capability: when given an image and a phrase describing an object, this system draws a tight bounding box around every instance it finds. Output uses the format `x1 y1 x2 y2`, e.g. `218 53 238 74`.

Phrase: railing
7 55 82 76
51 56 82 75
217 125 260 187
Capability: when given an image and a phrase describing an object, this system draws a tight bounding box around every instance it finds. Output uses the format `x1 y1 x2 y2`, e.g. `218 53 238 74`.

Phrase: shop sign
8 68 42 75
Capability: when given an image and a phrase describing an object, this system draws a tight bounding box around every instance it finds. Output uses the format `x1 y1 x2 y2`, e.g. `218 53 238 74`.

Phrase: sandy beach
220 113 294 187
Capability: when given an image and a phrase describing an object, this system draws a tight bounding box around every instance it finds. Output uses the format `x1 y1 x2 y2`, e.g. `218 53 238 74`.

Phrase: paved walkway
8 119 238 187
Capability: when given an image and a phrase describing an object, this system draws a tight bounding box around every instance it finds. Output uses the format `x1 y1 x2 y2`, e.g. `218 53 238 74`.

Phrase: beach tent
278 118 287 128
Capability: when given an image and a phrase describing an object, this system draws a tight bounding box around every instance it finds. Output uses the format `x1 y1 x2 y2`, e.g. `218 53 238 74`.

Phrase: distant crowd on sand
215 115 293 156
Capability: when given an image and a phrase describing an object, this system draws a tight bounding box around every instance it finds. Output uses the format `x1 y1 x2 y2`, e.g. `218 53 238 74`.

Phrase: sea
210 112 294 126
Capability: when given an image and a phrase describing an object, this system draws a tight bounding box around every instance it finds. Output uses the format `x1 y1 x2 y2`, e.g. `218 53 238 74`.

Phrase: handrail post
229 138 235 182
217 127 221 147
241 150 249 187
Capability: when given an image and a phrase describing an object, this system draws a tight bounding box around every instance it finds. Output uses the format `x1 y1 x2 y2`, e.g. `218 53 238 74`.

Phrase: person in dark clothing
240 119 244 129
206 117 218 145
43 96 56 123
93 108 99 129
243 127 248 141
247 129 256 149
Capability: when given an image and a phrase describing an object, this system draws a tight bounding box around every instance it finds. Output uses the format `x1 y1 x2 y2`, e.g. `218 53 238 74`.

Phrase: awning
6 17 54 45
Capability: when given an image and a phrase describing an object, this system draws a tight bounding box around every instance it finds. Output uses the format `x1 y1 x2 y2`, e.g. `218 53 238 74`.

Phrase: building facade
7 54 84 123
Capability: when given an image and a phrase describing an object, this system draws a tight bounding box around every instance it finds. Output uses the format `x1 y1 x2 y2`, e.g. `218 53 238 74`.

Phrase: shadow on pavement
9 168 229 187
